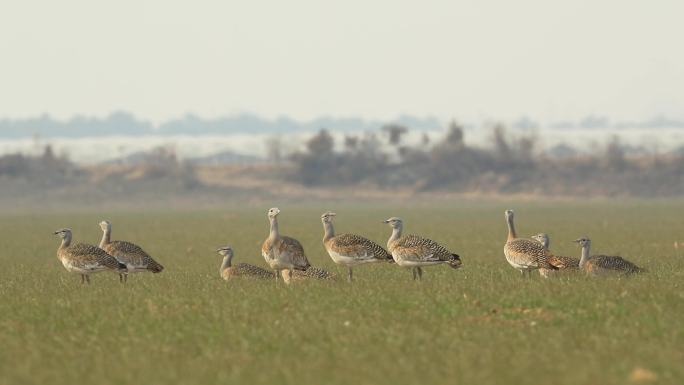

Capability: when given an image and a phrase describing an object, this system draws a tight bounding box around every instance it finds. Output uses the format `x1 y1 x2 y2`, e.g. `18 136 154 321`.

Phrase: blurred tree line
2 126 683 197
0 145 199 190
0 145 79 186
289 122 684 196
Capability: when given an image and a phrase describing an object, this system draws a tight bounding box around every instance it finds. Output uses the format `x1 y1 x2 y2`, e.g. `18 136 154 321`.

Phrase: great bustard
217 245 275 280
503 210 565 277
531 233 580 278
321 211 392 281
99 220 164 282
383 217 462 280
54 228 127 284
574 237 644 276
280 266 337 284
261 207 311 282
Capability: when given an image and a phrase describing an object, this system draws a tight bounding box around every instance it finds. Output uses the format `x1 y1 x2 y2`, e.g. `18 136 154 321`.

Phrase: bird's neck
506 216 517 241
60 234 72 249
99 227 111 248
269 217 280 240
220 256 232 275
323 221 335 243
388 226 402 248
579 244 591 268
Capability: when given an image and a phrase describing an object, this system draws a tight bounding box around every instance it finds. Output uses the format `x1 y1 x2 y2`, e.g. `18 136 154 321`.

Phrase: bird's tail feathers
547 255 567 270
148 261 164 273
448 254 462 269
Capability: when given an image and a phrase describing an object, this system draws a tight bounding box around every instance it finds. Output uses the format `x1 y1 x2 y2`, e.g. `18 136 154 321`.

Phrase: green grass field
1 200 683 385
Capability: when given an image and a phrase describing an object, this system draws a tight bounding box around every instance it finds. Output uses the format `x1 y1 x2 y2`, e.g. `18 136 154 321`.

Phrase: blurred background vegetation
2 121 683 209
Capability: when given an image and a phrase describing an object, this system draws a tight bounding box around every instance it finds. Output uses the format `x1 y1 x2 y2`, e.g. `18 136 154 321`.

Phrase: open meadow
1 200 683 385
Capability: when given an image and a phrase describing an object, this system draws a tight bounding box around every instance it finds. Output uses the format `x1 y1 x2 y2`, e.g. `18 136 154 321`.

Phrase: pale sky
1 0 682 124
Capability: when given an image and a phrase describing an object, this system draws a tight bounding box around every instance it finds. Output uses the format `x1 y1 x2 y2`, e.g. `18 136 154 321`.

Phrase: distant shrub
288 124 684 196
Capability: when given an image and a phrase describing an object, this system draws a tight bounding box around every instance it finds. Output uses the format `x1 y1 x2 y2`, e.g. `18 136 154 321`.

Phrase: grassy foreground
1 201 683 385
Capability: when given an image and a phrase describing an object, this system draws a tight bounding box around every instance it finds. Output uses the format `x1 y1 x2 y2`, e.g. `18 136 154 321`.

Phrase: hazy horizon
1 0 683 124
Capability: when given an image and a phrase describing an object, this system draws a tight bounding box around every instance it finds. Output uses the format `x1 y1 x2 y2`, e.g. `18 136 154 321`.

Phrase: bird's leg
81 275 85 284
347 268 353 282
279 269 292 284
274 270 279 281
85 275 91 284
417 267 423 281
119 274 123 283
519 270 525 277
412 268 417 280
124 274 128 283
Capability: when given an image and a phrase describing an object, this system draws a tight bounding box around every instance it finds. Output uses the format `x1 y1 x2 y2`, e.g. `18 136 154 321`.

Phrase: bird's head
99 220 111 232
383 217 403 229
267 207 281 219
54 228 72 239
321 211 336 224
573 237 591 248
216 245 233 257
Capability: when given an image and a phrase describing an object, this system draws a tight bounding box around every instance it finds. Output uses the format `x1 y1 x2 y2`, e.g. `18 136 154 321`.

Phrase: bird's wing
71 243 123 270
394 235 453 262
329 234 392 261
282 236 311 269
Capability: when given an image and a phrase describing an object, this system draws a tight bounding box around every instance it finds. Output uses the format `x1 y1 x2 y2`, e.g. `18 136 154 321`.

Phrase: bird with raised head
574 237 644 276
383 216 462 280
261 207 311 283
321 211 392 282
55 228 127 284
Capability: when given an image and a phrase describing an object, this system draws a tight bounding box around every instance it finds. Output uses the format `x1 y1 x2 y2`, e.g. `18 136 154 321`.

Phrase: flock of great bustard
53 208 644 284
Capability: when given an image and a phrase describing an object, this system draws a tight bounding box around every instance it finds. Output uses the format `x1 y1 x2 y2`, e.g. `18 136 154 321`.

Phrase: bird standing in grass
383 217 462 280
321 211 393 282
574 236 644 276
99 220 163 282
503 210 566 277
55 228 127 284
217 245 275 280
261 207 311 283
531 233 580 278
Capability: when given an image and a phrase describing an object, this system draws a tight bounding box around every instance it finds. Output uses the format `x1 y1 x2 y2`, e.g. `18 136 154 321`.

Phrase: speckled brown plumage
389 234 461 267
101 241 164 273
262 236 311 271
218 245 276 280
55 228 126 283
262 208 311 274
325 233 392 262
503 210 564 276
504 238 562 271
575 237 644 276
58 243 126 271
281 266 337 283
532 233 580 277
296 266 336 280
384 217 461 282
582 255 643 275
322 211 392 281
221 263 276 280
539 256 580 277
99 221 163 275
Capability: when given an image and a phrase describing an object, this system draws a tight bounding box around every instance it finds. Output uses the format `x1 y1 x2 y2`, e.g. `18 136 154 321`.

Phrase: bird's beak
382 219 390 223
